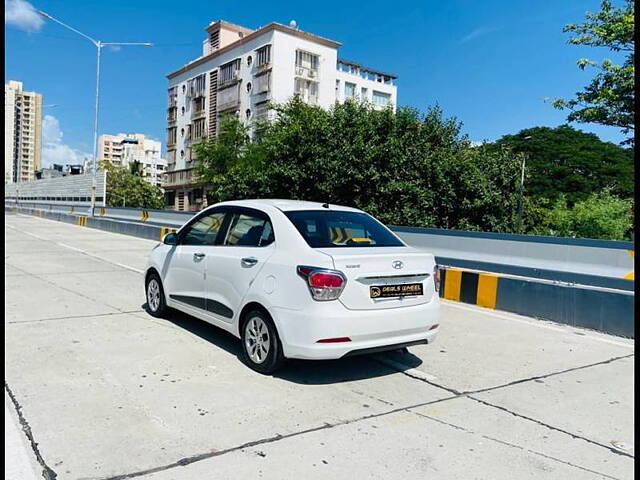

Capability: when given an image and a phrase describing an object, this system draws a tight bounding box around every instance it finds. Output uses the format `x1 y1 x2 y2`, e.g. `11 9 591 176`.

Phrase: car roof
213 199 363 213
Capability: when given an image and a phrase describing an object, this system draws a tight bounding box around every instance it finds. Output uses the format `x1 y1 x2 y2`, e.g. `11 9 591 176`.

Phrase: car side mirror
163 232 177 245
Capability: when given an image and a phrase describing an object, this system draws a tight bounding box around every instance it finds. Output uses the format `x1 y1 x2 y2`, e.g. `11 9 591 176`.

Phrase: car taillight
297 265 347 301
433 265 441 292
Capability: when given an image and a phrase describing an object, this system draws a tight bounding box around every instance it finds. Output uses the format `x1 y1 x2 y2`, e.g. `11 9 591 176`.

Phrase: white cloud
42 115 92 167
459 26 499 44
5 0 44 32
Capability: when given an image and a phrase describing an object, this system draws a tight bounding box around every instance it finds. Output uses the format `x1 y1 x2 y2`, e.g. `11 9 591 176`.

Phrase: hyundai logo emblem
392 260 404 270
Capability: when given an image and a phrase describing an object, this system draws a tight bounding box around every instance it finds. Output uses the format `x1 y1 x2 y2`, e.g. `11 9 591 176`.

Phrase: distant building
5 80 43 183
98 133 166 187
34 163 83 180
164 19 398 211
34 167 63 180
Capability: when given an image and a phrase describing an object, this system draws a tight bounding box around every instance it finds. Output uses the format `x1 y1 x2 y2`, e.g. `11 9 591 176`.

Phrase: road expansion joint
409 410 624 480
468 395 634 459
92 393 461 480
373 353 635 460
7 310 145 325
5 382 59 480
466 353 635 396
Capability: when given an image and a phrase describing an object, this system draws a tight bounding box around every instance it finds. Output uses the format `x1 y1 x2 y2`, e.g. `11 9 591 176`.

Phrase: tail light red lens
433 265 441 293
297 266 347 301
308 272 344 288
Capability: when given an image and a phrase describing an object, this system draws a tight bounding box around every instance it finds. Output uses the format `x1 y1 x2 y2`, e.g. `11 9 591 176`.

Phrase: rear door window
223 211 274 247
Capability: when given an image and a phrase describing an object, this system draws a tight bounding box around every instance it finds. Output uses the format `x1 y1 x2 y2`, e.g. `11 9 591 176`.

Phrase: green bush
102 162 164 209
529 191 633 240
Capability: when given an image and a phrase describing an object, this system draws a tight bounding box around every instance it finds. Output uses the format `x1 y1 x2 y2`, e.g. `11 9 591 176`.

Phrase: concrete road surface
4 213 634 480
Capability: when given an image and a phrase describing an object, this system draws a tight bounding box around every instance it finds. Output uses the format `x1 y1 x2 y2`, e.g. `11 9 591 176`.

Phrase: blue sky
5 0 628 166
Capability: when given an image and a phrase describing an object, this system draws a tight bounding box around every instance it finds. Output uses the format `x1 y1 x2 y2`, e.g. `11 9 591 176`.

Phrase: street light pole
90 41 102 215
36 10 152 216
517 136 532 234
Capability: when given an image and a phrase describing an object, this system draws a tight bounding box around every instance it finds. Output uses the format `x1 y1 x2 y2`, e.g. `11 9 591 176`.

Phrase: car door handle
193 252 206 261
241 257 258 267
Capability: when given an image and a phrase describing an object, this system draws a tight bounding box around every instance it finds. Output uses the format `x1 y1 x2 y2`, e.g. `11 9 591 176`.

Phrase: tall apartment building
98 133 167 187
165 20 398 211
5 80 43 183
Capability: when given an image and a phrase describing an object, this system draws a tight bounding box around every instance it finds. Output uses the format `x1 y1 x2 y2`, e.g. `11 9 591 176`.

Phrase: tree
102 163 164 209
484 125 634 204
528 190 633 240
195 98 522 232
552 0 634 145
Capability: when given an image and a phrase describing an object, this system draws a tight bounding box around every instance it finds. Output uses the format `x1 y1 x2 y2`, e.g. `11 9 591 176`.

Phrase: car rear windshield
284 210 404 248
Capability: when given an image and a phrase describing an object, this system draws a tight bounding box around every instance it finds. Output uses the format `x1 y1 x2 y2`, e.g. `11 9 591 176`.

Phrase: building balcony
256 62 271 73
192 108 206 119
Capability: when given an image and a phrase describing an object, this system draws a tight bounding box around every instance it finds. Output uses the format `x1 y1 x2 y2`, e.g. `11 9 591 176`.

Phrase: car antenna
322 202 330 209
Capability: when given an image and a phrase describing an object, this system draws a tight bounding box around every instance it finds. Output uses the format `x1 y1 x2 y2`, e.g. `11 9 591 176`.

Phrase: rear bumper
272 298 440 360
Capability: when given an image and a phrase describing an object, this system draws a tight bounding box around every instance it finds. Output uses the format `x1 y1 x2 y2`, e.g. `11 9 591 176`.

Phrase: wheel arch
145 267 161 285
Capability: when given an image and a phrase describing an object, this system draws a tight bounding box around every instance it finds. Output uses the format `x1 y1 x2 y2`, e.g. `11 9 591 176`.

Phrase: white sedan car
145 200 440 373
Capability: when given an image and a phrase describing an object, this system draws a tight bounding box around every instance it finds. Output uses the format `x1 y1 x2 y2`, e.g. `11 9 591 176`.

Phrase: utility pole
37 10 152 216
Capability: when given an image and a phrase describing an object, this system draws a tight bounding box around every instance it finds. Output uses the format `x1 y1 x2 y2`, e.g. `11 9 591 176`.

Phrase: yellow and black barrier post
140 210 150 222
440 267 498 309
77 216 88 227
159 227 177 240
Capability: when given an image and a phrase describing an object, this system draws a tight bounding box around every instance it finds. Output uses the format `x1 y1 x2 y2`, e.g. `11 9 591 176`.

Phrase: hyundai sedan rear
145 200 441 373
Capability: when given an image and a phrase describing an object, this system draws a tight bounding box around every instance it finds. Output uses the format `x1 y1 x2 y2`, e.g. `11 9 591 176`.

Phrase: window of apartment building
294 78 319 104
168 106 177 122
361 87 368 99
247 55 253 67
167 149 176 165
255 72 270 94
192 118 206 140
344 82 356 99
167 127 177 146
168 86 178 107
193 96 205 114
219 59 241 86
372 91 391 107
188 74 206 97
245 109 251 120
256 44 271 67
295 50 319 71
246 82 252 93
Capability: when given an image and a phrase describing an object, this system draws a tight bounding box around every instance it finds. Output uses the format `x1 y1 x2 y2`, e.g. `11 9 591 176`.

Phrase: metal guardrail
7 202 634 291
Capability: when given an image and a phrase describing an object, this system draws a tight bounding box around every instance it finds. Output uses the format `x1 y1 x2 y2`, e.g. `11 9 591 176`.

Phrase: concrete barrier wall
439 266 634 338
393 226 634 282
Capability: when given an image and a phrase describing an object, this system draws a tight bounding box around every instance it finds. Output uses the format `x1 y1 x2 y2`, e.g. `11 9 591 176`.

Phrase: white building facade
165 20 397 211
5 80 43 184
98 133 167 187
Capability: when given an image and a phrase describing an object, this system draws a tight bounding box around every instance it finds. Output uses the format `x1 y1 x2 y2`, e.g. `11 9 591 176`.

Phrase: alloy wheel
147 278 161 312
244 316 271 364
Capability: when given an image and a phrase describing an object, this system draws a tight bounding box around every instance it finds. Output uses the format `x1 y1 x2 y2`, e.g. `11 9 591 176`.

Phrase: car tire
146 272 169 318
240 309 285 374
